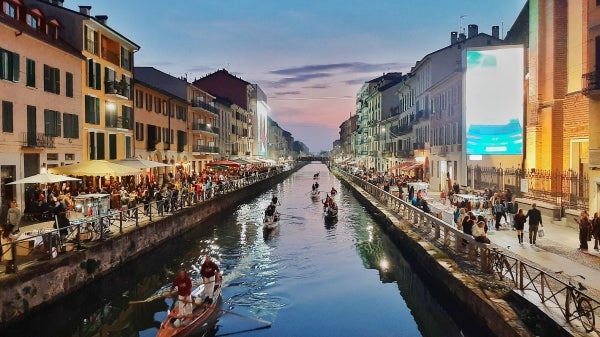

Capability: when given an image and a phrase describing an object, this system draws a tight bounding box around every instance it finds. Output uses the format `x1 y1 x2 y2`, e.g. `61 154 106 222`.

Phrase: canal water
4 163 477 337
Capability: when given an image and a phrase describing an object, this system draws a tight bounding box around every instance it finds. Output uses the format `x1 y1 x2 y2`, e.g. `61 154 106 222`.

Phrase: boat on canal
157 275 223 337
323 204 338 219
310 189 320 201
263 213 280 230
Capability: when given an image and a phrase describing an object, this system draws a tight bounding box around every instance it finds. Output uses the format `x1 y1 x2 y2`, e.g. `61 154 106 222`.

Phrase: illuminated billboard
464 46 524 155
257 100 270 156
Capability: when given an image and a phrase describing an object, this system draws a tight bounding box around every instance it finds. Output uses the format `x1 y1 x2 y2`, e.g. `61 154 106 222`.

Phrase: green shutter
108 134 117 159
2 101 13 132
87 59 94 87
94 97 100 123
95 62 101 89
44 64 50 91
11 52 19 82
85 96 92 123
54 68 60 94
72 115 79 138
89 131 95 160
96 132 105 159
66 72 73 97
26 59 35 87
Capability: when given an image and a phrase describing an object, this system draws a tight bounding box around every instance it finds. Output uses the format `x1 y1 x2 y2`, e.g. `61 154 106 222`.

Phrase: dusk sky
80 0 526 153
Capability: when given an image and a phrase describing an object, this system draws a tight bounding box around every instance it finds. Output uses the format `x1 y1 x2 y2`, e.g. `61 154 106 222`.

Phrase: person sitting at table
473 216 491 244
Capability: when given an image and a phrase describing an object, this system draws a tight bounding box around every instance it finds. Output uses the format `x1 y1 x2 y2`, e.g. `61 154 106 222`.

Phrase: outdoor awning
231 158 252 165
7 173 81 185
50 160 140 177
112 157 170 169
388 162 423 171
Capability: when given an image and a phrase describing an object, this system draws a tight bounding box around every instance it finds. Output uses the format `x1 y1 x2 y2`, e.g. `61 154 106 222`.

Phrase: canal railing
1 166 293 274
337 168 600 335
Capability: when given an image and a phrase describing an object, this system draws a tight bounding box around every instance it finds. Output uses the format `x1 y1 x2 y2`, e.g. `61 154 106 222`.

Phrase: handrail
1 165 294 274
335 167 599 333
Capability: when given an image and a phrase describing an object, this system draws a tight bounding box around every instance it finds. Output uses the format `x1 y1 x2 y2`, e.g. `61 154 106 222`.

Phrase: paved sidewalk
417 190 600 295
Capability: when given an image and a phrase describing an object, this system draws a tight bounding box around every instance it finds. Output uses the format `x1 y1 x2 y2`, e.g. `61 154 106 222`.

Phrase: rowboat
157 276 223 337
263 214 280 230
323 205 338 219
310 190 320 201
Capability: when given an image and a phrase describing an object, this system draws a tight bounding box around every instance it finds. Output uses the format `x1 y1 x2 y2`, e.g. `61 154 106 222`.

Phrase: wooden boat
263 214 280 230
323 205 338 219
310 190 320 201
157 276 223 337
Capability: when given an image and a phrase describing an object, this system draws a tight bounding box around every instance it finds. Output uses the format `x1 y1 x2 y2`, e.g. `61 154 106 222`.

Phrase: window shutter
96 133 105 159
95 62 101 89
44 64 50 91
2 101 13 132
87 59 94 87
72 115 79 138
54 67 60 94
109 134 117 160
94 97 100 123
66 72 73 97
89 132 96 160
12 52 19 82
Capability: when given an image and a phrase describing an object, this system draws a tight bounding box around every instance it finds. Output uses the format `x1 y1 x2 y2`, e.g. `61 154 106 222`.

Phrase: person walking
513 209 527 244
200 256 220 303
525 203 543 245
576 210 591 253
592 212 600 251
6 200 22 234
493 200 505 230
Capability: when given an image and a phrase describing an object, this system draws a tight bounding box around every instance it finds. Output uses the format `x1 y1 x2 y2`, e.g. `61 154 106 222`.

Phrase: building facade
1 0 83 206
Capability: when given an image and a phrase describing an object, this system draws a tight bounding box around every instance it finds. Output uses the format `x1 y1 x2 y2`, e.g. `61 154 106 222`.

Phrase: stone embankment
334 169 535 337
0 164 303 325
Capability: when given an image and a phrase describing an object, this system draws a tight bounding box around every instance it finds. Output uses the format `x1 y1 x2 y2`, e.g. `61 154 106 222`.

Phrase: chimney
458 33 466 41
56 0 64 6
450 31 458 45
467 24 478 38
95 15 108 25
492 25 500 39
79 6 91 15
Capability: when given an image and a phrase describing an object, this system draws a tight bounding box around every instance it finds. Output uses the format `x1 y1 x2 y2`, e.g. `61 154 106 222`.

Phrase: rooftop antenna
460 14 467 34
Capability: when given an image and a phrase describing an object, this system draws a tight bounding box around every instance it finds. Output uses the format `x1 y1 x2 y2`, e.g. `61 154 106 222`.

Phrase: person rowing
200 256 220 304
170 269 193 320
330 187 337 196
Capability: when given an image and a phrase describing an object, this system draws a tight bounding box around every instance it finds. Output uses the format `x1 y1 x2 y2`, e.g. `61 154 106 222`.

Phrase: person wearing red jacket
201 256 220 303
171 269 193 317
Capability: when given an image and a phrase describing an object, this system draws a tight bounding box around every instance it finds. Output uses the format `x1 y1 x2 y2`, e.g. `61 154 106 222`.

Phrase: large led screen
257 100 270 156
465 46 524 155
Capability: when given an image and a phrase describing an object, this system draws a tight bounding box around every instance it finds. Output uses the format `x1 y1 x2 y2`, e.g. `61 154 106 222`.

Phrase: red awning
206 160 241 167
388 162 423 171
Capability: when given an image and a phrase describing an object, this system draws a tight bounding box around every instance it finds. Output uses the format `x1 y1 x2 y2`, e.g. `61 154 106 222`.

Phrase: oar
214 310 272 336
128 290 173 304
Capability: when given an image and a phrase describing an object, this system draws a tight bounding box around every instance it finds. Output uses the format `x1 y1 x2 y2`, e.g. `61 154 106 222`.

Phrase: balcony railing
191 123 219 134
583 71 600 96
192 145 220 154
21 132 55 148
390 124 412 136
191 100 219 114
105 81 130 99
106 115 132 130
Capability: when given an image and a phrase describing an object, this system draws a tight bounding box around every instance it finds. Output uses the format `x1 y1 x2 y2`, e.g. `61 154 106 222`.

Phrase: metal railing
336 167 600 334
21 132 55 148
1 166 294 275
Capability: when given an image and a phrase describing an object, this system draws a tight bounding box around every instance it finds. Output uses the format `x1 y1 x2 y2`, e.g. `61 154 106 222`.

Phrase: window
176 105 186 120
87 59 101 89
3 2 16 18
47 153 59 161
44 109 61 137
0 48 19 82
135 122 144 141
154 97 162 114
66 72 73 97
125 136 131 158
26 13 39 29
26 58 35 87
2 100 13 132
122 105 133 130
104 67 116 92
145 93 153 111
84 95 100 124
108 134 117 160
63 113 79 138
88 132 95 159
84 26 98 54
96 132 105 160
43 64 60 94
65 153 75 161
121 47 132 71
177 130 186 152
135 90 143 108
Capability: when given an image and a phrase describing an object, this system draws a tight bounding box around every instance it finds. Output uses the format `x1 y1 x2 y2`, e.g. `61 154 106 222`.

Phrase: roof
134 67 188 101
194 69 251 86
29 0 140 50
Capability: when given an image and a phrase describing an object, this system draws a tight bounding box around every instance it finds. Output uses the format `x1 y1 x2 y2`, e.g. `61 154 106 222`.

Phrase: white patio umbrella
111 157 170 169
49 160 140 177
7 172 81 185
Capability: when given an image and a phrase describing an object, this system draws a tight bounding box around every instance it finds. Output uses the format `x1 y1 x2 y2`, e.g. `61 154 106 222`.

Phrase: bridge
297 156 330 162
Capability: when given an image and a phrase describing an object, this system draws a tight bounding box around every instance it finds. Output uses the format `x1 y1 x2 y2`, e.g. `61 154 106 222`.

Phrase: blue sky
81 0 526 153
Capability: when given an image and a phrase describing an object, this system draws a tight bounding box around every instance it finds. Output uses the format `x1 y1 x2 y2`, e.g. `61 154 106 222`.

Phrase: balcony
432 145 449 156
191 99 219 114
105 81 130 99
191 123 219 135
390 124 413 136
192 145 220 154
415 110 430 123
106 115 132 130
21 132 55 148
413 142 425 150
583 71 600 97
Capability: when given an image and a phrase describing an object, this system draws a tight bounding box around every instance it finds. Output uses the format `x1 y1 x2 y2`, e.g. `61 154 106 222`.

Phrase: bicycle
488 247 509 276
556 271 596 333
